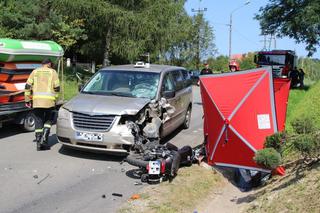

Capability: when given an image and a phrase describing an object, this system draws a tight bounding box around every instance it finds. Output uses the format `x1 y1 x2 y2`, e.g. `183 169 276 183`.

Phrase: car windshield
82 70 160 99
257 54 286 65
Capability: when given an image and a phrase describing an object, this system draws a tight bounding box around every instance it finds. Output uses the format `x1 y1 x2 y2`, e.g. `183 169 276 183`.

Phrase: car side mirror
163 91 175 99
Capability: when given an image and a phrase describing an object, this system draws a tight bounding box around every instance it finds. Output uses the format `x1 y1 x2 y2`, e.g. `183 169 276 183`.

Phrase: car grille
72 112 116 132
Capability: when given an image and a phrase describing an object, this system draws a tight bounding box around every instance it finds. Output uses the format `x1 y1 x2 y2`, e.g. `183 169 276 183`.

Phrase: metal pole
228 1 250 59
228 13 232 59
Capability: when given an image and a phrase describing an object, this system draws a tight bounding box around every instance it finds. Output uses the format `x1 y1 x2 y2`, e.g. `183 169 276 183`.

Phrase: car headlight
58 107 70 120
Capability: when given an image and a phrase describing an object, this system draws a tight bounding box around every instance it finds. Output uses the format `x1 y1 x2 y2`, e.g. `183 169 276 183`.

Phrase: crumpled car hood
63 93 150 115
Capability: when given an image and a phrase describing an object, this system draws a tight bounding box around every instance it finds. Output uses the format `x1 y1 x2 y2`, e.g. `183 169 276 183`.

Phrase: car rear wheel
182 106 191 129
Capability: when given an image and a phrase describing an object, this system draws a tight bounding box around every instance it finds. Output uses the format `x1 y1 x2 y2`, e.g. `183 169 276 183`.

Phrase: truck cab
254 50 297 78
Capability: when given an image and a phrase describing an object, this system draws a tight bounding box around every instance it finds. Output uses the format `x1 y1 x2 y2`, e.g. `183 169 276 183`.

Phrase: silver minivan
56 63 192 154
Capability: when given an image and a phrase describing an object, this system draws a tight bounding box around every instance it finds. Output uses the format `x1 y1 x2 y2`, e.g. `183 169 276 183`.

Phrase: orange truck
0 39 63 130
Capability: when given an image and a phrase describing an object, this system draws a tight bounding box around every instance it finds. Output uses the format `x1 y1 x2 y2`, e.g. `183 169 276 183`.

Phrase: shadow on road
58 145 126 162
48 134 59 148
0 123 27 139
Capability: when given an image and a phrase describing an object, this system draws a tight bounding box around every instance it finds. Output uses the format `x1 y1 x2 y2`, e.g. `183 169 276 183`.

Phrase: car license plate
148 161 161 175
75 132 103 142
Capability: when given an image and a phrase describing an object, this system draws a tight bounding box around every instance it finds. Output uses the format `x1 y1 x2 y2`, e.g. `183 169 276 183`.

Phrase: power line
232 27 260 47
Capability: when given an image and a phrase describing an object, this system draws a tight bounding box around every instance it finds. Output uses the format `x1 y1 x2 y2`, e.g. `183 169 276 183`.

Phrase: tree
0 0 87 51
207 55 229 72
0 0 216 67
256 0 320 56
190 13 216 70
239 52 256 70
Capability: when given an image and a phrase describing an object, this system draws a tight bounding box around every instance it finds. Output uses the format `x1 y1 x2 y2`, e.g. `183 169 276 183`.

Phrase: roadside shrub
264 132 285 153
291 133 320 159
291 115 316 134
254 148 282 169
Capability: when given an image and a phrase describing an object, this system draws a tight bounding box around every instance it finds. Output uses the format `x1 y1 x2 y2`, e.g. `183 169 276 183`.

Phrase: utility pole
228 1 250 59
192 0 207 70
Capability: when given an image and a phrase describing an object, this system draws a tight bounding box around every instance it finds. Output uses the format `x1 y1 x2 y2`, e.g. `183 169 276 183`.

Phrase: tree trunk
103 28 112 67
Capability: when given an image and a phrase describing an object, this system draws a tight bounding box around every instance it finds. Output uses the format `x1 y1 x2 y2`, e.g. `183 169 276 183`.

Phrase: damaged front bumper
57 115 134 154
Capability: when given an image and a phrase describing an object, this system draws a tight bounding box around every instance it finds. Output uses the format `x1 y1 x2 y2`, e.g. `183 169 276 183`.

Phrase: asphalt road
0 86 204 213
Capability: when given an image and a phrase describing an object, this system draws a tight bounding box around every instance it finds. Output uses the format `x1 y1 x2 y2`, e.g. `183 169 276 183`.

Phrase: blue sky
184 0 320 59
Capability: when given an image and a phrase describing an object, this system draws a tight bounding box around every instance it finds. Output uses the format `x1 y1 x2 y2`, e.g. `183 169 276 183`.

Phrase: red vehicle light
161 160 166 174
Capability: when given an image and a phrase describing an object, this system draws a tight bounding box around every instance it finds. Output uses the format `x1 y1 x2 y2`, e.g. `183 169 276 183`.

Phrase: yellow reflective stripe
26 79 33 84
25 91 31 95
44 124 52 128
33 95 56 100
33 92 55 96
35 129 43 133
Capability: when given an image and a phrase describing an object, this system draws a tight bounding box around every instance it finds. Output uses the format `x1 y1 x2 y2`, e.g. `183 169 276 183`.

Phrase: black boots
35 132 43 151
40 126 51 150
35 128 51 151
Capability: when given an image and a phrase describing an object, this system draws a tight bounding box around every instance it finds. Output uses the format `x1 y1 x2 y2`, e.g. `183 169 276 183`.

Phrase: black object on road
112 193 123 197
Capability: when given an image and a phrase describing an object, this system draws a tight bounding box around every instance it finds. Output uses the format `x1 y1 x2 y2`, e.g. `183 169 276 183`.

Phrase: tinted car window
163 72 175 92
172 70 184 91
181 69 192 87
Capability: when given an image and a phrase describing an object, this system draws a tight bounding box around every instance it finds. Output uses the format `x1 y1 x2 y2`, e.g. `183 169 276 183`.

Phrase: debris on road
101 194 106 199
134 182 142 186
33 175 38 179
130 194 140 200
112 193 123 197
37 173 50 185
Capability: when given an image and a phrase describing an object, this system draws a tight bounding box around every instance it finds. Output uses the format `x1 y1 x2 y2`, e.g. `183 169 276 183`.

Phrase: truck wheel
182 106 192 129
23 111 35 132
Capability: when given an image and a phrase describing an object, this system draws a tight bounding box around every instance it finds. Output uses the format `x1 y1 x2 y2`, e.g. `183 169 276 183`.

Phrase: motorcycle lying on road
125 120 206 183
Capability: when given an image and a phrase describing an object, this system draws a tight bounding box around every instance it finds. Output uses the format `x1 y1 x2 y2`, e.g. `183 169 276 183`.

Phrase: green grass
286 80 320 132
62 80 79 100
59 67 93 101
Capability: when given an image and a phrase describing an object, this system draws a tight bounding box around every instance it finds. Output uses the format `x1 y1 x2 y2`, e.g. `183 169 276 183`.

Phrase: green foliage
207 55 229 72
264 132 285 153
291 133 320 159
254 148 282 169
286 81 320 132
291 115 316 134
239 53 256 70
256 0 320 56
0 0 215 67
298 57 320 81
51 18 87 51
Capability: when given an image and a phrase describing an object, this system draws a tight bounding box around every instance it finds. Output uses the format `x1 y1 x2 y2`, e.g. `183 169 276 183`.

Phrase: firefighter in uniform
25 59 60 151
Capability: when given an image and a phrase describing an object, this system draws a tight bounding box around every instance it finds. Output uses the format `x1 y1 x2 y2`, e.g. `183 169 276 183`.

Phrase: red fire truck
254 50 297 77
